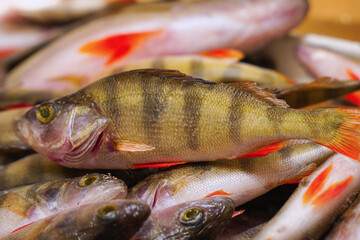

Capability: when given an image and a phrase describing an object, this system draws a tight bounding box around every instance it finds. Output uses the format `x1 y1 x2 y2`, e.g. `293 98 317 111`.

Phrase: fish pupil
97 205 117 219
185 209 199 220
84 176 97 185
40 108 50 119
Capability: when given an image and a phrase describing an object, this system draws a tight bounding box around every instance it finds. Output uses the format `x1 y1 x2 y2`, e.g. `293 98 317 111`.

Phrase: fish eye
78 175 99 187
97 205 117 220
179 208 204 226
36 104 55 124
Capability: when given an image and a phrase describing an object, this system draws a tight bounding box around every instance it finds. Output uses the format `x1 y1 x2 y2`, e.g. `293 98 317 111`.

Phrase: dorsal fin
126 69 215 84
228 82 289 108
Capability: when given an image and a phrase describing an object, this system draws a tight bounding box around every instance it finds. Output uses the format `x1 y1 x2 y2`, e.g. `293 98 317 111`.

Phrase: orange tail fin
315 108 360 160
79 30 162 65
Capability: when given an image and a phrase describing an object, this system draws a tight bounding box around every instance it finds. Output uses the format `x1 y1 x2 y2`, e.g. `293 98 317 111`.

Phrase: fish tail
313 108 360 160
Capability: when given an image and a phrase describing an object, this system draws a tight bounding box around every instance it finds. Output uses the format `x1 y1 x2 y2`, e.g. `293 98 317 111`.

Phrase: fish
296 43 360 106
0 153 158 191
97 54 294 89
0 108 31 153
0 173 127 237
227 224 265 240
15 69 360 169
276 77 360 108
0 0 131 24
253 154 360 240
5 0 308 91
128 142 334 211
325 193 360 240
0 89 65 110
133 196 234 240
3 200 150 240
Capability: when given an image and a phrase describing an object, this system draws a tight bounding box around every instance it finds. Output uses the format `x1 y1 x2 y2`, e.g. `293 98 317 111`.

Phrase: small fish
325 193 360 240
128 143 334 211
253 154 360 240
97 54 294 89
133 196 234 240
16 69 360 169
276 77 360 108
4 200 150 240
0 174 127 237
228 224 265 240
296 43 360 106
0 108 30 153
5 0 308 91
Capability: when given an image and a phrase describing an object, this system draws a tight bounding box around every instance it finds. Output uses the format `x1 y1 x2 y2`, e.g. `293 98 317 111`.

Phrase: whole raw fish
128 143 334 211
16 70 360 169
5 0 308 91
253 154 360 240
98 54 294 89
325 193 360 240
0 108 30 152
133 196 234 240
4 200 150 240
0 174 127 237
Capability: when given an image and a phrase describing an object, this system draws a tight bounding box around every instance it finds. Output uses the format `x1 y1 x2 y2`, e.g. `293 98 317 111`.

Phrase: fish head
16 100 108 164
60 174 128 205
91 200 151 239
136 196 234 239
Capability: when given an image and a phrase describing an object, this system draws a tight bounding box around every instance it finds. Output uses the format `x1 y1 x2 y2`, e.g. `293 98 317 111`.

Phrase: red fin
11 222 35 233
346 69 360 80
133 161 187 169
3 103 34 110
204 189 233 198
236 141 286 159
280 163 317 185
52 75 87 88
200 49 244 60
79 30 162 66
302 164 333 204
315 108 360 160
345 91 360 106
231 210 245 219
312 176 354 205
0 48 18 60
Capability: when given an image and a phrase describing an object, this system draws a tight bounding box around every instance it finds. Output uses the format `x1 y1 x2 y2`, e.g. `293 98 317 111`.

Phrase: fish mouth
63 127 105 164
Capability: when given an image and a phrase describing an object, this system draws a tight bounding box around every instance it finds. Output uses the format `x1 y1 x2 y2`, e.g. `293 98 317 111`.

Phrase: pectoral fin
113 139 155 152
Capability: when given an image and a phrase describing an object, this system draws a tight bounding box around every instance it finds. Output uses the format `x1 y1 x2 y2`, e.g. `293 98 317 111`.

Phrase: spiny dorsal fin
228 82 289 108
127 69 215 84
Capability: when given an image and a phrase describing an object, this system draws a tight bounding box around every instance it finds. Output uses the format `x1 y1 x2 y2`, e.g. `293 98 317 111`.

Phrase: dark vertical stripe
189 59 204 79
183 84 202 151
142 77 166 144
104 76 123 128
228 89 242 144
151 59 165 69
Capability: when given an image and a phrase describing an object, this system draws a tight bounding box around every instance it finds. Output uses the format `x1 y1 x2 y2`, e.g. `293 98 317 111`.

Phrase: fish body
3 200 150 240
0 174 127 237
0 108 30 152
128 143 334 211
98 55 294 89
5 0 308 91
254 154 360 240
325 194 360 240
16 70 360 169
133 196 234 240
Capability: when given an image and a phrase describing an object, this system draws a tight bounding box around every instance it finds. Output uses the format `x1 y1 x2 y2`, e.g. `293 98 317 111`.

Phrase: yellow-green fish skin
16 69 360 169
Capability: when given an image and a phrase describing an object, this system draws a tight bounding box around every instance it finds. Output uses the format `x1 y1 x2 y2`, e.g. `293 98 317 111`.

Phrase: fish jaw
15 102 108 164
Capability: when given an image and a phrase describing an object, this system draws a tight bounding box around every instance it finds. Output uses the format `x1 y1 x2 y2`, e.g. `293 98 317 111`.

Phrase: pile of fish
1 0 360 239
